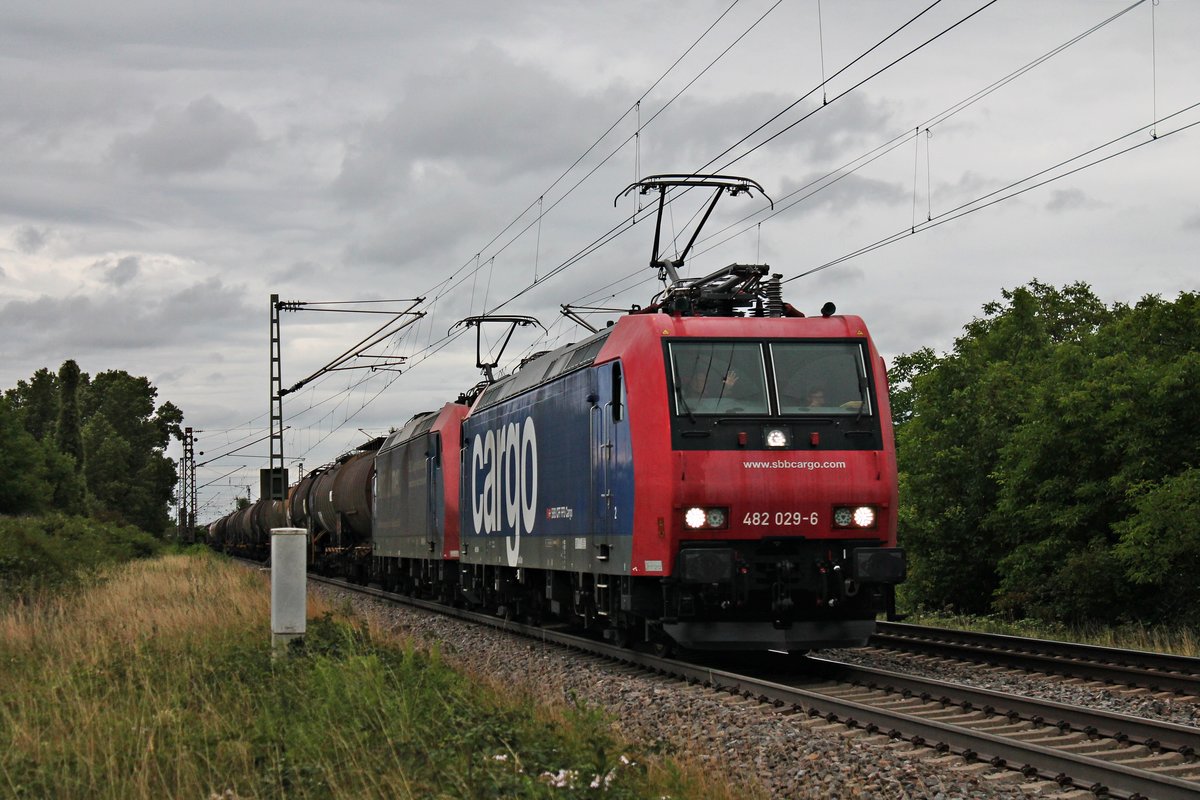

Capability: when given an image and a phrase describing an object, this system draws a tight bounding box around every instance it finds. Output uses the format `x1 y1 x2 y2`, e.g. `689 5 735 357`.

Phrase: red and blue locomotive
212 176 905 653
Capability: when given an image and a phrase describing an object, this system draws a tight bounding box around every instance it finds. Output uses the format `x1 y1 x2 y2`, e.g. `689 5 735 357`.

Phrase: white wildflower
539 768 578 788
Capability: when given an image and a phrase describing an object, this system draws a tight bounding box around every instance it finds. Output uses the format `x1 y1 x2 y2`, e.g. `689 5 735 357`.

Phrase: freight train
208 175 906 653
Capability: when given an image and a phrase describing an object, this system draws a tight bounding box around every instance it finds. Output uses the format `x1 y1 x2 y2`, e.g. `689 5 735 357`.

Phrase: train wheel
649 635 675 658
607 626 631 649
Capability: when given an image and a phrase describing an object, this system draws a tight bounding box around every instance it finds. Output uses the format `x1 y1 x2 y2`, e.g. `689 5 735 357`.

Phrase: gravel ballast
308 582 1151 799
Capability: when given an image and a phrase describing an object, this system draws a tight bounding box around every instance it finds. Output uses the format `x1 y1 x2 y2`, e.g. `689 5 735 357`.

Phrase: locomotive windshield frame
664 337 883 452
666 338 874 418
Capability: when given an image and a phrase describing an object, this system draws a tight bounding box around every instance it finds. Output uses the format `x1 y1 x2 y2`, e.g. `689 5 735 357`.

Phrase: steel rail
802 656 1200 758
873 622 1200 696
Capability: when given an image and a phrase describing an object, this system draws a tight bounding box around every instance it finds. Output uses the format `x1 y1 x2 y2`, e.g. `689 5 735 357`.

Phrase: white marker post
271 527 308 655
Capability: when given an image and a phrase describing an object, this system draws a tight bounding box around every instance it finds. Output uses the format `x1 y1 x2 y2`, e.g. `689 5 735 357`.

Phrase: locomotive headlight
853 506 877 528
684 506 729 530
764 427 791 448
833 505 878 529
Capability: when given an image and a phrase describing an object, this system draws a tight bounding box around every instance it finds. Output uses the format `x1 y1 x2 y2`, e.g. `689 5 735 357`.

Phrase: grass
0 551 749 799
899 610 1200 657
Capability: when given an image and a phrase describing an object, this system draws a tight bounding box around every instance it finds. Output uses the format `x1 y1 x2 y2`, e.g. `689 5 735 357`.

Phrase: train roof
380 401 471 451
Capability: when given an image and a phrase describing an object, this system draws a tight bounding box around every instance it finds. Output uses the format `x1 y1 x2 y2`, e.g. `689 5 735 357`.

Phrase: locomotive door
590 362 622 571
426 432 442 556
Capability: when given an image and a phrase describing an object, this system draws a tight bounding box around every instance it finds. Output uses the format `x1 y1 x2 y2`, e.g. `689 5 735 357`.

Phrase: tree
79 370 181 533
4 368 59 442
55 360 85 470
886 347 937 430
895 284 1200 625
3 363 184 535
0 397 53 514
1114 468 1200 623
896 283 1109 612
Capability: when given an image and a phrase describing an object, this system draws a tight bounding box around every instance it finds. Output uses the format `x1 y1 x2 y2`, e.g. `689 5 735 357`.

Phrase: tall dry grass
0 554 308 798
1 553 291 656
1 552 745 800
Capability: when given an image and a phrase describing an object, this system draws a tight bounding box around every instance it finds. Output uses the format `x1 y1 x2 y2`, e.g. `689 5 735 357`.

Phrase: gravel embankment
309 583 1121 799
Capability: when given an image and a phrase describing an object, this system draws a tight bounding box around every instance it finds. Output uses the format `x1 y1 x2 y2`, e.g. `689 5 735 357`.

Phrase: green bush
0 513 163 596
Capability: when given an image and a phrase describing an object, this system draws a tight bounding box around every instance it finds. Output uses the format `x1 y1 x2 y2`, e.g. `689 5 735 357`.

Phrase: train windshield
668 340 871 416
771 342 871 415
670 342 770 415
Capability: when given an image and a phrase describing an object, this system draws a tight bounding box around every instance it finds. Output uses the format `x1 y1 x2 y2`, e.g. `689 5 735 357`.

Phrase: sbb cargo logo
469 416 538 567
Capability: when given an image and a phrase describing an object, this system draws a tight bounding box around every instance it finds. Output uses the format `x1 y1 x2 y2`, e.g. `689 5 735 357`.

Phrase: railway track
283 568 1200 799
870 622 1200 697
764 655 1200 799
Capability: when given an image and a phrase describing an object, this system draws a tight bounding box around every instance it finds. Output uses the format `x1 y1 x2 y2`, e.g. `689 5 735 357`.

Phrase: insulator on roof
766 274 784 317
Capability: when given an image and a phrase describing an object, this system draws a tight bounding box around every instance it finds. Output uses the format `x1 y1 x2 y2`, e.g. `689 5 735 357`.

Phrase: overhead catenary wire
410 0 754 309
193 3 757 478
688 0 1151 261
420 0 785 323
252 0 1125 424
508 0 1171 372
266 2 790 447
199 0 1185 516
208 0 926 476
787 101 1200 283
479 0 1009 324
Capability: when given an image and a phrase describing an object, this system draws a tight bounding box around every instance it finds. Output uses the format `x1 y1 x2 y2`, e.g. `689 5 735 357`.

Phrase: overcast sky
2 0 1197 520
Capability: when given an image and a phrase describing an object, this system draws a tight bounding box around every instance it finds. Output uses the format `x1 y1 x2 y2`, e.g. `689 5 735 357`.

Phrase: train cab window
670 342 769 415
771 342 872 415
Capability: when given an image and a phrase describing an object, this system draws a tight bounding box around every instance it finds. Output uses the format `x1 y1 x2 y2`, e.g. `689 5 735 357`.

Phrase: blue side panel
460 363 634 572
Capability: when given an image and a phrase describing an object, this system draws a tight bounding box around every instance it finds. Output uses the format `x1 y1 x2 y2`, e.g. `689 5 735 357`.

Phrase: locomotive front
622 310 906 651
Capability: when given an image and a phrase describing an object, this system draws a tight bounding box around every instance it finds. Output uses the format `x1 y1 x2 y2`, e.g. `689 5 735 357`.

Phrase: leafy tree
1114 468 1200 623
0 389 85 516
4 368 59 441
45 445 88 516
77 371 181 533
886 347 937 430
896 282 1108 612
55 360 85 469
896 284 1200 625
0 397 54 515
82 415 134 516
4 363 184 535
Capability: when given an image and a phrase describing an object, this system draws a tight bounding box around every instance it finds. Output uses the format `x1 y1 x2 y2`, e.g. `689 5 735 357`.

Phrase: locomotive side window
670 342 769 415
771 342 872 415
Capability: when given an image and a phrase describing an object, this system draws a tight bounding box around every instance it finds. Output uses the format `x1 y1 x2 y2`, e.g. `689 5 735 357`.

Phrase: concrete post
271 527 308 654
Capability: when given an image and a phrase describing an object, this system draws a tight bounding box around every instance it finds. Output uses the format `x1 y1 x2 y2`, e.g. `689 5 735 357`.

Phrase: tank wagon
206 175 905 653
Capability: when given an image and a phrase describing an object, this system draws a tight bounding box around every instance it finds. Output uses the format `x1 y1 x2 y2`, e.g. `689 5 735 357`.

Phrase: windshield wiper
674 384 697 423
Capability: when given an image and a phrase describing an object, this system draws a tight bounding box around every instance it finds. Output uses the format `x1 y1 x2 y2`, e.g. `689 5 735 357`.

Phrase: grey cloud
101 255 141 287
14 225 48 253
1045 188 1092 212
111 96 261 174
776 171 906 216
1183 214 1200 231
638 91 895 170
0 2 522 64
270 260 326 284
0 276 255 354
334 43 619 207
158 277 255 328
345 194 487 269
